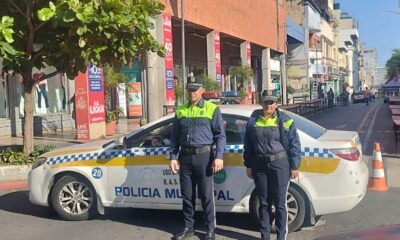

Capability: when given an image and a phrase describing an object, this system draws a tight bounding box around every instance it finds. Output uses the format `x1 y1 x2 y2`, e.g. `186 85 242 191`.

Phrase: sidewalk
0 118 141 190
0 118 141 148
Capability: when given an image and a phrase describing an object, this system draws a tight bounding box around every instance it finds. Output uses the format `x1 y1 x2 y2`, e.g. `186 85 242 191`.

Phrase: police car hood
41 139 112 158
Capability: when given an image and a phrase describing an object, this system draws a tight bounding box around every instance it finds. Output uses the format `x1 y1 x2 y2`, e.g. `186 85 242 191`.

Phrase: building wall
287 0 306 26
338 17 354 29
162 0 286 53
376 67 388 86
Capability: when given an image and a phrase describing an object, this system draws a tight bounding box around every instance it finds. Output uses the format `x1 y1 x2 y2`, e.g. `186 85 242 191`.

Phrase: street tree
0 0 164 155
386 49 400 82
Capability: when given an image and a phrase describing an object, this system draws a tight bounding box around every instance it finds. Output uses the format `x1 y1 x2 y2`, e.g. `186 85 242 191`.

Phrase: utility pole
181 0 186 103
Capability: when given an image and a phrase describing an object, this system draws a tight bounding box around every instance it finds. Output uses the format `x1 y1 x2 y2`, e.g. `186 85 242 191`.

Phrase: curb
0 165 30 191
0 180 28 191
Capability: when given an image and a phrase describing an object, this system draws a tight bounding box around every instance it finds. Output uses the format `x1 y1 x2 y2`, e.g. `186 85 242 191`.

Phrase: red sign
75 72 90 140
88 65 105 123
215 31 222 87
75 65 105 140
163 14 175 106
246 42 252 103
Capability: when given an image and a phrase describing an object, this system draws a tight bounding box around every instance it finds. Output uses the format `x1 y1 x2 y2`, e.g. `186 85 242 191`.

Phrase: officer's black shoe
203 230 215 240
173 228 195 240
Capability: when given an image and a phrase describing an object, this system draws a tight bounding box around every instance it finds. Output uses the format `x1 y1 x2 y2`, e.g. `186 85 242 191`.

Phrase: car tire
51 175 97 221
250 184 306 232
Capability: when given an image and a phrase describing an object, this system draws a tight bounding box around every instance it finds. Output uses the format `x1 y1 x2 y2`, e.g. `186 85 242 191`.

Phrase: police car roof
219 104 262 117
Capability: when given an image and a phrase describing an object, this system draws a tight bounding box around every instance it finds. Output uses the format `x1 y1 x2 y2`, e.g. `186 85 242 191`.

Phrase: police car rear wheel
51 175 97 221
250 185 306 232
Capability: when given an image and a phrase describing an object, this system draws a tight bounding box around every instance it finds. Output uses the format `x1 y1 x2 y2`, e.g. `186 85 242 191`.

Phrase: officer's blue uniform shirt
170 98 226 160
243 109 301 170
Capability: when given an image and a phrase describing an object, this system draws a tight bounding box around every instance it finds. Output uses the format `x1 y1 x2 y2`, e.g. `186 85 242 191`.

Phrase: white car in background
28 105 368 232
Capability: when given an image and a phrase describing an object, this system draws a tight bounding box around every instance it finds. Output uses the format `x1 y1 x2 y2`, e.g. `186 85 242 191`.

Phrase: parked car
352 91 366 103
29 105 368 232
202 91 241 105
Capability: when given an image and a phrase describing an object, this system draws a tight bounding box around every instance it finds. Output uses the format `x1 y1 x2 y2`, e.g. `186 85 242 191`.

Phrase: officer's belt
180 146 210 155
255 151 287 162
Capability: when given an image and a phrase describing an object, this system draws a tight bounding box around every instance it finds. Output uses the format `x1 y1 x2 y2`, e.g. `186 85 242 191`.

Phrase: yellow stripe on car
298 157 340 174
50 153 339 175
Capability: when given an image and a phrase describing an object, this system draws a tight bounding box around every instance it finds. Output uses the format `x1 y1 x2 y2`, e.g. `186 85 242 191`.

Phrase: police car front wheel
51 175 98 221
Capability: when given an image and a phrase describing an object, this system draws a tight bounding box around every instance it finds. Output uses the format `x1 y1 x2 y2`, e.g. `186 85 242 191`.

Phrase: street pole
181 0 186 103
281 54 288 105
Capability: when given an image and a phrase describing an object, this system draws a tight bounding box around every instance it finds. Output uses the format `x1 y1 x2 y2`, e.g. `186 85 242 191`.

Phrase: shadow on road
0 190 258 239
0 191 57 219
104 208 259 239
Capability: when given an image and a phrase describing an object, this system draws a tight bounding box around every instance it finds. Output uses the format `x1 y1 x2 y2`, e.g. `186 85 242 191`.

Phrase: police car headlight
32 157 47 170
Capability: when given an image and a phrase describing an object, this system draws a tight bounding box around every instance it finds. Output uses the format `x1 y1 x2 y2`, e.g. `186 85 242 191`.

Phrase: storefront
0 67 75 137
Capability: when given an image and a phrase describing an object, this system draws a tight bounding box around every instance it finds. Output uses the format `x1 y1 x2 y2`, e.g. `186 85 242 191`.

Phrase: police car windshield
284 111 327 139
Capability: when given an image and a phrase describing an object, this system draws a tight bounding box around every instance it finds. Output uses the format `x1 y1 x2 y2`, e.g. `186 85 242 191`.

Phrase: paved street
0 101 399 240
1 188 400 240
307 100 398 155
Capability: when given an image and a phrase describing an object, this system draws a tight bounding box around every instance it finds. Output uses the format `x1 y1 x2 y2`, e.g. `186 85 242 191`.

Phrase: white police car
29 105 368 232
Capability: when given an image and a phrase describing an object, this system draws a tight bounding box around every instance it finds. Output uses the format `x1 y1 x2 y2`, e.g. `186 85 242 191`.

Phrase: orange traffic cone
367 142 389 192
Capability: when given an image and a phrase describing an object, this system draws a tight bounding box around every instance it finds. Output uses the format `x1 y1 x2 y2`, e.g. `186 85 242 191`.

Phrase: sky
335 0 400 66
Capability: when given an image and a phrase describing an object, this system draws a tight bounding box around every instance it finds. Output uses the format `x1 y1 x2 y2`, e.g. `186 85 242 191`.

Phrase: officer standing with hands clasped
243 90 301 240
169 76 226 240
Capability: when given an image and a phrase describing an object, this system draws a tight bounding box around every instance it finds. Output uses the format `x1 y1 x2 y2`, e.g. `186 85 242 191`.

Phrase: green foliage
106 108 124 123
231 65 252 97
0 0 164 155
0 16 21 58
30 144 55 158
174 81 184 105
0 0 165 77
0 144 55 165
386 49 400 82
287 85 295 95
202 74 220 92
104 64 128 90
106 111 117 123
104 64 128 112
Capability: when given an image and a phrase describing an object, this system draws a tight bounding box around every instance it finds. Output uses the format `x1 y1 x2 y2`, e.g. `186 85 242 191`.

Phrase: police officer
169 76 226 240
243 90 301 240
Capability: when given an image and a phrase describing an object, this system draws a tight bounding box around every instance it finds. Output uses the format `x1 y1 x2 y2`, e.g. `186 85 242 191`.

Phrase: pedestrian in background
169 76 226 240
327 88 334 107
243 90 301 240
364 87 371 106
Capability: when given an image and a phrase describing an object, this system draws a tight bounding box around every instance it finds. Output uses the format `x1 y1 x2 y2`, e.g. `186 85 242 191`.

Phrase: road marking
336 124 347 129
357 104 379 132
362 103 382 153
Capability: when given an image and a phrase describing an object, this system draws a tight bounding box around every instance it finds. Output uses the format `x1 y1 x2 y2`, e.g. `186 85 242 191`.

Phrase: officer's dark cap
261 89 278 102
187 76 203 90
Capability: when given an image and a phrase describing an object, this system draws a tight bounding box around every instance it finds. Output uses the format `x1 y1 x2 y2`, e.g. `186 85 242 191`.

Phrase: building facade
144 0 287 121
376 66 388 87
361 48 378 88
0 1 288 136
335 5 360 95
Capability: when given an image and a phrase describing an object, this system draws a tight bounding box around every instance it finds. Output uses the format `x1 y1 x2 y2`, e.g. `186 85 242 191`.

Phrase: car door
107 119 180 205
215 114 254 206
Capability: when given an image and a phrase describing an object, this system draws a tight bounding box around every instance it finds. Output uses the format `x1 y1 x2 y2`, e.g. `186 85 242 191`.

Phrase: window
125 121 173 148
223 114 248 144
0 77 7 118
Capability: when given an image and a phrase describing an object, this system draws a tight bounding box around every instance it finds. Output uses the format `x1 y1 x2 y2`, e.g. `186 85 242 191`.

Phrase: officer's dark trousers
179 150 215 231
253 157 290 240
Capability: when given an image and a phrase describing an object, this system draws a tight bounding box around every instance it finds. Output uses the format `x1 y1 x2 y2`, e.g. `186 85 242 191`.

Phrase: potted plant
105 111 117 136
202 74 220 92
174 79 184 106
231 65 253 104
